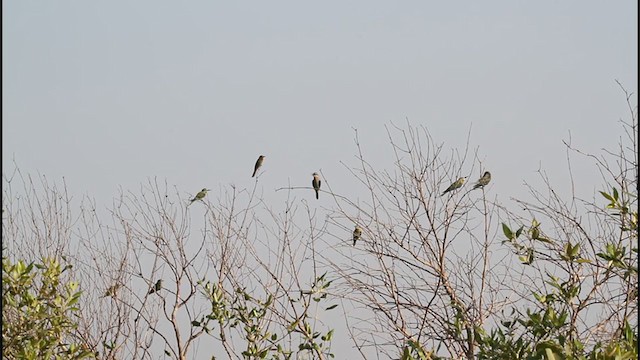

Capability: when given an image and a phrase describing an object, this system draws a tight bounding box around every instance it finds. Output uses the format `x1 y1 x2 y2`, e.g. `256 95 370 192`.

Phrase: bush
2 257 94 359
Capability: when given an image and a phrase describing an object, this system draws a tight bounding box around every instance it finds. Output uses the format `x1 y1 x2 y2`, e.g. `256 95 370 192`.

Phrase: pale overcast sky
2 1 637 357
3 1 637 205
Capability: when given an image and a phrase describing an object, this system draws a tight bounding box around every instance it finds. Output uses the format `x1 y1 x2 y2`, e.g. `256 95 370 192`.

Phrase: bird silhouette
252 155 265 177
312 173 321 199
352 225 362 246
149 279 163 294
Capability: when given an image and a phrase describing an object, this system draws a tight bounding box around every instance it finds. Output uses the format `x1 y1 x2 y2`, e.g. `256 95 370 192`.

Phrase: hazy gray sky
3 2 637 358
3 2 637 205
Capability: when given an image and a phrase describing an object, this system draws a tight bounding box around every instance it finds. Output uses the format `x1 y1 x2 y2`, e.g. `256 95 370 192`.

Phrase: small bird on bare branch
472 171 491 190
252 155 265 177
312 173 321 199
190 188 210 204
149 279 163 294
102 283 120 298
441 177 466 196
352 225 362 246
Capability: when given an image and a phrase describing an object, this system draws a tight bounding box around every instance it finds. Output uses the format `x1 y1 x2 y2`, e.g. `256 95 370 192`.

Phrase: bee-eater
149 279 163 294
190 188 210 203
441 177 466 196
472 171 491 190
102 284 120 298
312 173 321 199
252 155 265 177
353 225 362 246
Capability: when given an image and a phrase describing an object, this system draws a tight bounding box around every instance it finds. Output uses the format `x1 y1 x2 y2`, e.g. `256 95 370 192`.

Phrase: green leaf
575 259 592 264
536 237 553 244
324 329 334 342
531 226 540 240
287 319 299 332
502 223 513 240
569 243 581 258
544 347 557 360
561 243 573 261
600 191 614 202
533 292 545 303
520 248 534 265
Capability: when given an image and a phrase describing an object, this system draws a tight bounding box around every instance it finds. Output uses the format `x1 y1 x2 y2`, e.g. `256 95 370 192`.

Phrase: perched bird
102 284 120 298
472 171 491 190
149 279 163 294
441 177 466 196
352 225 362 246
252 155 265 177
190 188 210 203
312 173 321 199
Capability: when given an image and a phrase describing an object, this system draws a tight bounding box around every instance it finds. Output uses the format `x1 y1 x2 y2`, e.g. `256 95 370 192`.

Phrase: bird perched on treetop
472 171 491 190
149 279 163 294
352 225 362 246
190 188 210 204
441 177 466 196
252 155 265 177
312 173 321 199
